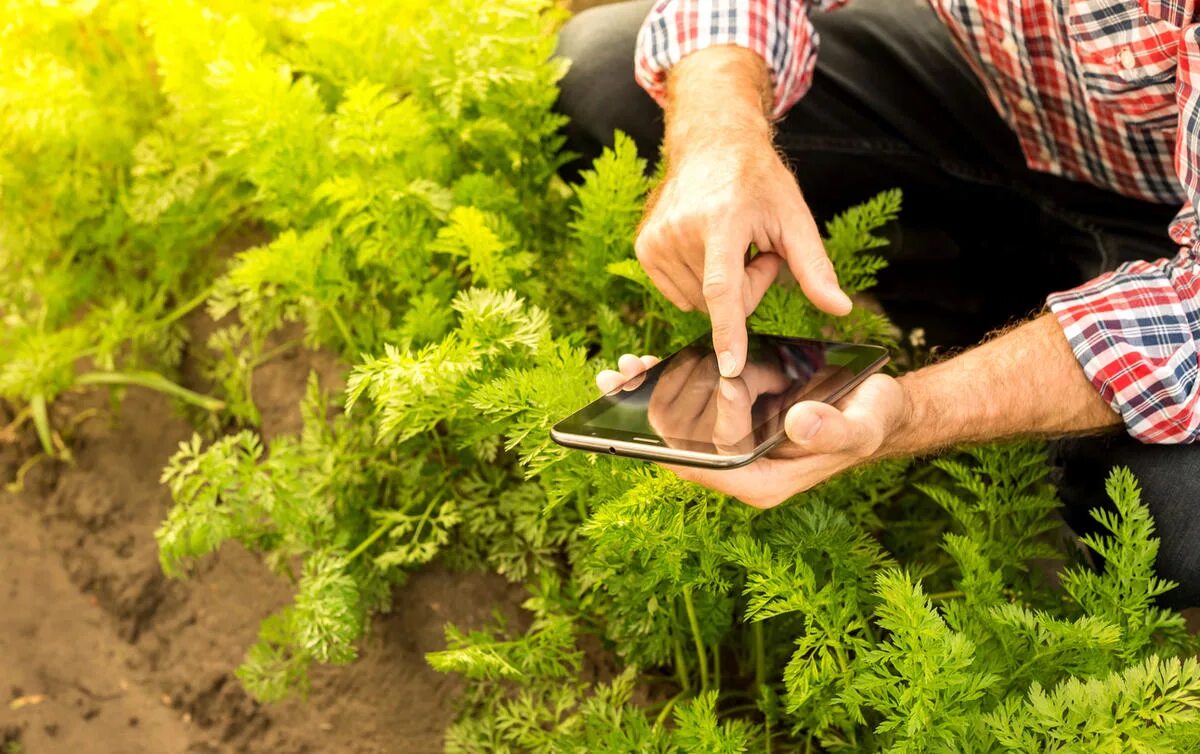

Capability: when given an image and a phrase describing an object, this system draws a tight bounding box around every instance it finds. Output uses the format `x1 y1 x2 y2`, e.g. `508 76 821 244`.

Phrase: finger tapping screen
575 334 875 455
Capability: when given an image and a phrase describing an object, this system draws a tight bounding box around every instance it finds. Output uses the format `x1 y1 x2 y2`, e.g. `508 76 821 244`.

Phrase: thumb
784 401 861 454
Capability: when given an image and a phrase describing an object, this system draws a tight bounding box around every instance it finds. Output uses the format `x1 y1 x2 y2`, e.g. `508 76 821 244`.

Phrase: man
557 0 1200 606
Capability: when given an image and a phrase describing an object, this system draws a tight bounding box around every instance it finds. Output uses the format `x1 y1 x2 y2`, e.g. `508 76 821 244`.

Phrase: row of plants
3 0 1200 750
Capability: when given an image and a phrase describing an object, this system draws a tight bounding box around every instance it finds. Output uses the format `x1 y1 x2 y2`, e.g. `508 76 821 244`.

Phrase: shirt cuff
1170 203 1197 246
1047 251 1200 443
633 0 817 119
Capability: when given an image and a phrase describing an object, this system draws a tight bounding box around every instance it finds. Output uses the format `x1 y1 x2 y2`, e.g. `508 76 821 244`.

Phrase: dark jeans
556 0 1200 607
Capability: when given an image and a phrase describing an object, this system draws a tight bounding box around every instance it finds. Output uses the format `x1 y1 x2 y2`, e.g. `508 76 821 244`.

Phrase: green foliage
750 188 900 346
7 1 1199 751
1 0 233 441
138 0 582 700
1059 467 1191 661
842 570 1000 752
986 655 1200 751
568 132 654 305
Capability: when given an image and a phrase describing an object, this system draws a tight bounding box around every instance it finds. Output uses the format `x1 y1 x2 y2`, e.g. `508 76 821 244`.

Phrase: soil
0 339 527 754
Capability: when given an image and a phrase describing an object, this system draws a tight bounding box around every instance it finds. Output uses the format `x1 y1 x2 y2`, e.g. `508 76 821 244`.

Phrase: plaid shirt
635 1 1200 443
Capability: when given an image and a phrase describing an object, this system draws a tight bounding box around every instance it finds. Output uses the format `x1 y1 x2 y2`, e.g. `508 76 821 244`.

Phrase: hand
670 374 906 508
637 48 853 379
598 354 906 508
597 353 661 394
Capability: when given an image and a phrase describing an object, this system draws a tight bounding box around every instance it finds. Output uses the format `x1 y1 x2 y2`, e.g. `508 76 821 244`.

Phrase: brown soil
0 342 526 754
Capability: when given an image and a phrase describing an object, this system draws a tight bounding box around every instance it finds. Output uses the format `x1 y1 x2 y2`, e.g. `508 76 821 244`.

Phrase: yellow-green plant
5 0 1200 749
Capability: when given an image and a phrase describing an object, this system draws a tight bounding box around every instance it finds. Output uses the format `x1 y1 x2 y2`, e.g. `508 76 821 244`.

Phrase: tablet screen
556 334 887 457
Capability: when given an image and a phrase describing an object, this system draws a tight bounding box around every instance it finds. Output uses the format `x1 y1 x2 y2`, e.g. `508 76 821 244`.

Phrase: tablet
550 333 889 469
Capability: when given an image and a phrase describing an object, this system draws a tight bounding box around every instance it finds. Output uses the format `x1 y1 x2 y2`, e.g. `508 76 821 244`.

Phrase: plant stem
249 338 303 369
347 520 391 563
927 590 965 602
326 306 355 349
712 642 721 690
753 620 766 689
682 587 709 691
653 689 689 730
5 453 46 493
720 703 766 716
159 284 215 327
862 615 878 645
29 393 55 457
673 634 692 692
76 371 225 412
833 643 849 674
409 493 443 546
0 405 32 438
429 427 450 465
65 407 102 432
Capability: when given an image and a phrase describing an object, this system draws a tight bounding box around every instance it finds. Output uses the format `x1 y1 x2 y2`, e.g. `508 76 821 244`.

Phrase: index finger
702 224 750 379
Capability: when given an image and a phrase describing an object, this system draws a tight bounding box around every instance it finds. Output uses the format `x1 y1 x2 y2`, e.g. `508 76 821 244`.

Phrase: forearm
884 314 1122 456
663 47 774 163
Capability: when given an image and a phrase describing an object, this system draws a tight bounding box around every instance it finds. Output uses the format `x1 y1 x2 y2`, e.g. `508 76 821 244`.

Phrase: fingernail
795 415 822 441
718 351 736 377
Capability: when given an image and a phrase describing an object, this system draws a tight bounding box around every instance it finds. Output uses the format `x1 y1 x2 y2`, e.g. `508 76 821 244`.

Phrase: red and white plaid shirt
635 0 1200 443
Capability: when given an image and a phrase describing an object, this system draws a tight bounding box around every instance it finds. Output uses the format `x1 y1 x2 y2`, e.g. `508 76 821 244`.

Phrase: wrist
664 46 774 162
879 372 932 459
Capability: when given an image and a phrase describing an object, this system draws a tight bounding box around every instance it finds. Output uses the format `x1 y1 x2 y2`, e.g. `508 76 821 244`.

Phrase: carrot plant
5 0 1200 749
1 0 236 464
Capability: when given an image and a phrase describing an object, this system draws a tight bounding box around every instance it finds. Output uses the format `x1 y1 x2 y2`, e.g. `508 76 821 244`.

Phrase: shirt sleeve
1045 25 1200 444
633 0 849 119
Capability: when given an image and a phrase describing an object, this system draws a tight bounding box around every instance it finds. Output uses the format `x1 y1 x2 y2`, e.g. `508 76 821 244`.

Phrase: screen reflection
590 339 853 455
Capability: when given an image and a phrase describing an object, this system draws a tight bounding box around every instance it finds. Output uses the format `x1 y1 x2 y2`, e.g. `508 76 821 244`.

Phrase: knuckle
634 229 659 263
634 235 649 261
805 253 834 276
710 318 735 343
702 275 733 302
860 426 887 457
676 205 707 224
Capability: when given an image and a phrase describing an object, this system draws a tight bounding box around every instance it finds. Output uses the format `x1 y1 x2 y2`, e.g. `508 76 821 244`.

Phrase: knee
556 1 653 70
555 4 614 67
555 4 639 118
1155 531 1200 609
553 1 661 163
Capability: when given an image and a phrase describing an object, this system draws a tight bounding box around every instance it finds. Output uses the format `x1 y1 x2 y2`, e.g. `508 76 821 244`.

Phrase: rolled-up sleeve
633 0 848 119
1047 251 1200 442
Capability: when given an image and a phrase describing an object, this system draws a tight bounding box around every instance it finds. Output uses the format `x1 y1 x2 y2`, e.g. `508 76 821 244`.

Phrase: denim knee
555 0 663 168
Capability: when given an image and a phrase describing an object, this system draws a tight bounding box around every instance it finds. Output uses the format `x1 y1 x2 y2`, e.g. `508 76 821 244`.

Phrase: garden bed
0 345 524 754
